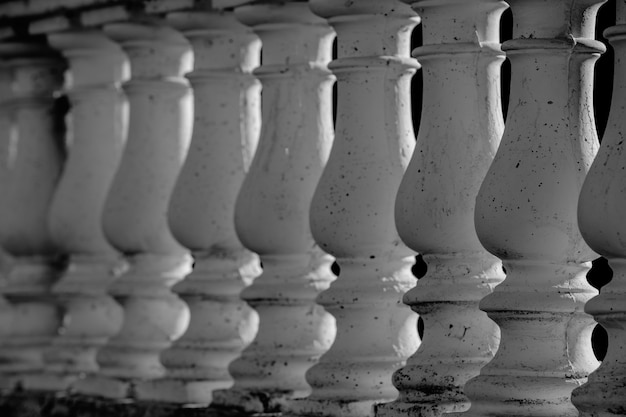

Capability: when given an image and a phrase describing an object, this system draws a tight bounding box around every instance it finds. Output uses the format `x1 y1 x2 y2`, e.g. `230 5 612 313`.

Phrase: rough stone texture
75 23 194 400
461 0 605 416
572 2 626 415
377 1 506 416
36 30 128 393
136 10 262 406
0 1 620 416
0 392 266 417
211 2 336 413
286 1 420 416
0 42 66 392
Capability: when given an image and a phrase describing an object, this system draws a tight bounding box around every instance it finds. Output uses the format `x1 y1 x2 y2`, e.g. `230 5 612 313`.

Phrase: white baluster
462 0 604 415
0 66 17 376
211 2 336 412
25 31 129 392
572 1 626 415
377 1 506 416
0 43 66 391
135 11 262 404
75 23 194 399
287 1 420 416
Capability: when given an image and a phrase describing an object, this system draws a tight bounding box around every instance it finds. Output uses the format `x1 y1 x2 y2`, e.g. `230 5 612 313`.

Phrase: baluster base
134 379 231 405
74 254 191 400
571 261 626 417
25 258 125 392
288 397 381 417
135 255 260 405
375 402 456 417
213 388 308 414
1 258 63 392
73 375 133 400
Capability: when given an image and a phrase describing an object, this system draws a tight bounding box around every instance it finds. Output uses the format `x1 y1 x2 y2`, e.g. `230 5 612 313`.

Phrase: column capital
310 0 418 64
167 11 260 73
103 22 192 81
0 42 64 104
236 2 329 26
47 31 128 88
310 0 416 20
236 2 334 71
506 0 606 40
408 0 507 45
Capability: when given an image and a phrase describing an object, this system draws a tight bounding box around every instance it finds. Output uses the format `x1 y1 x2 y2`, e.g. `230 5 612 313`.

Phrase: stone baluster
377 1 506 416
134 11 262 404
0 63 17 377
572 1 626 415
287 1 420 416
25 31 129 392
76 23 194 399
211 2 336 412
462 0 604 415
0 43 66 390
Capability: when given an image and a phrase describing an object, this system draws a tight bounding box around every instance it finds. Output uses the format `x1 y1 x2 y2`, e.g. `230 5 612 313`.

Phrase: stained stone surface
0 392 266 417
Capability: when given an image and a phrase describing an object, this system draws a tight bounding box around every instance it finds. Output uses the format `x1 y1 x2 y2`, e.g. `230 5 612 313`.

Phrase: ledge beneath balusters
0 391 268 417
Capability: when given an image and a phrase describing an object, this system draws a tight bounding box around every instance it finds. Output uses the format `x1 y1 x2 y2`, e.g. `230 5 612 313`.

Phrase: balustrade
0 43 66 391
211 3 337 412
138 11 262 404
377 1 506 416
76 22 194 400
462 0 605 415
287 1 420 416
572 1 626 415
0 1 622 416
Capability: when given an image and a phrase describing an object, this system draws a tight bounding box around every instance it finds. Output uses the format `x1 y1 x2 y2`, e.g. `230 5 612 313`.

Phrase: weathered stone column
0 64 18 379
377 1 506 416
572 1 626 415
76 23 194 399
135 11 262 404
462 0 604 415
26 31 129 392
0 43 66 391
287 1 420 416
211 2 336 412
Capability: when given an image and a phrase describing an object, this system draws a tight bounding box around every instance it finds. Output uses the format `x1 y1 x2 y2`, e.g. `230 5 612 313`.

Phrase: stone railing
0 0 621 416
